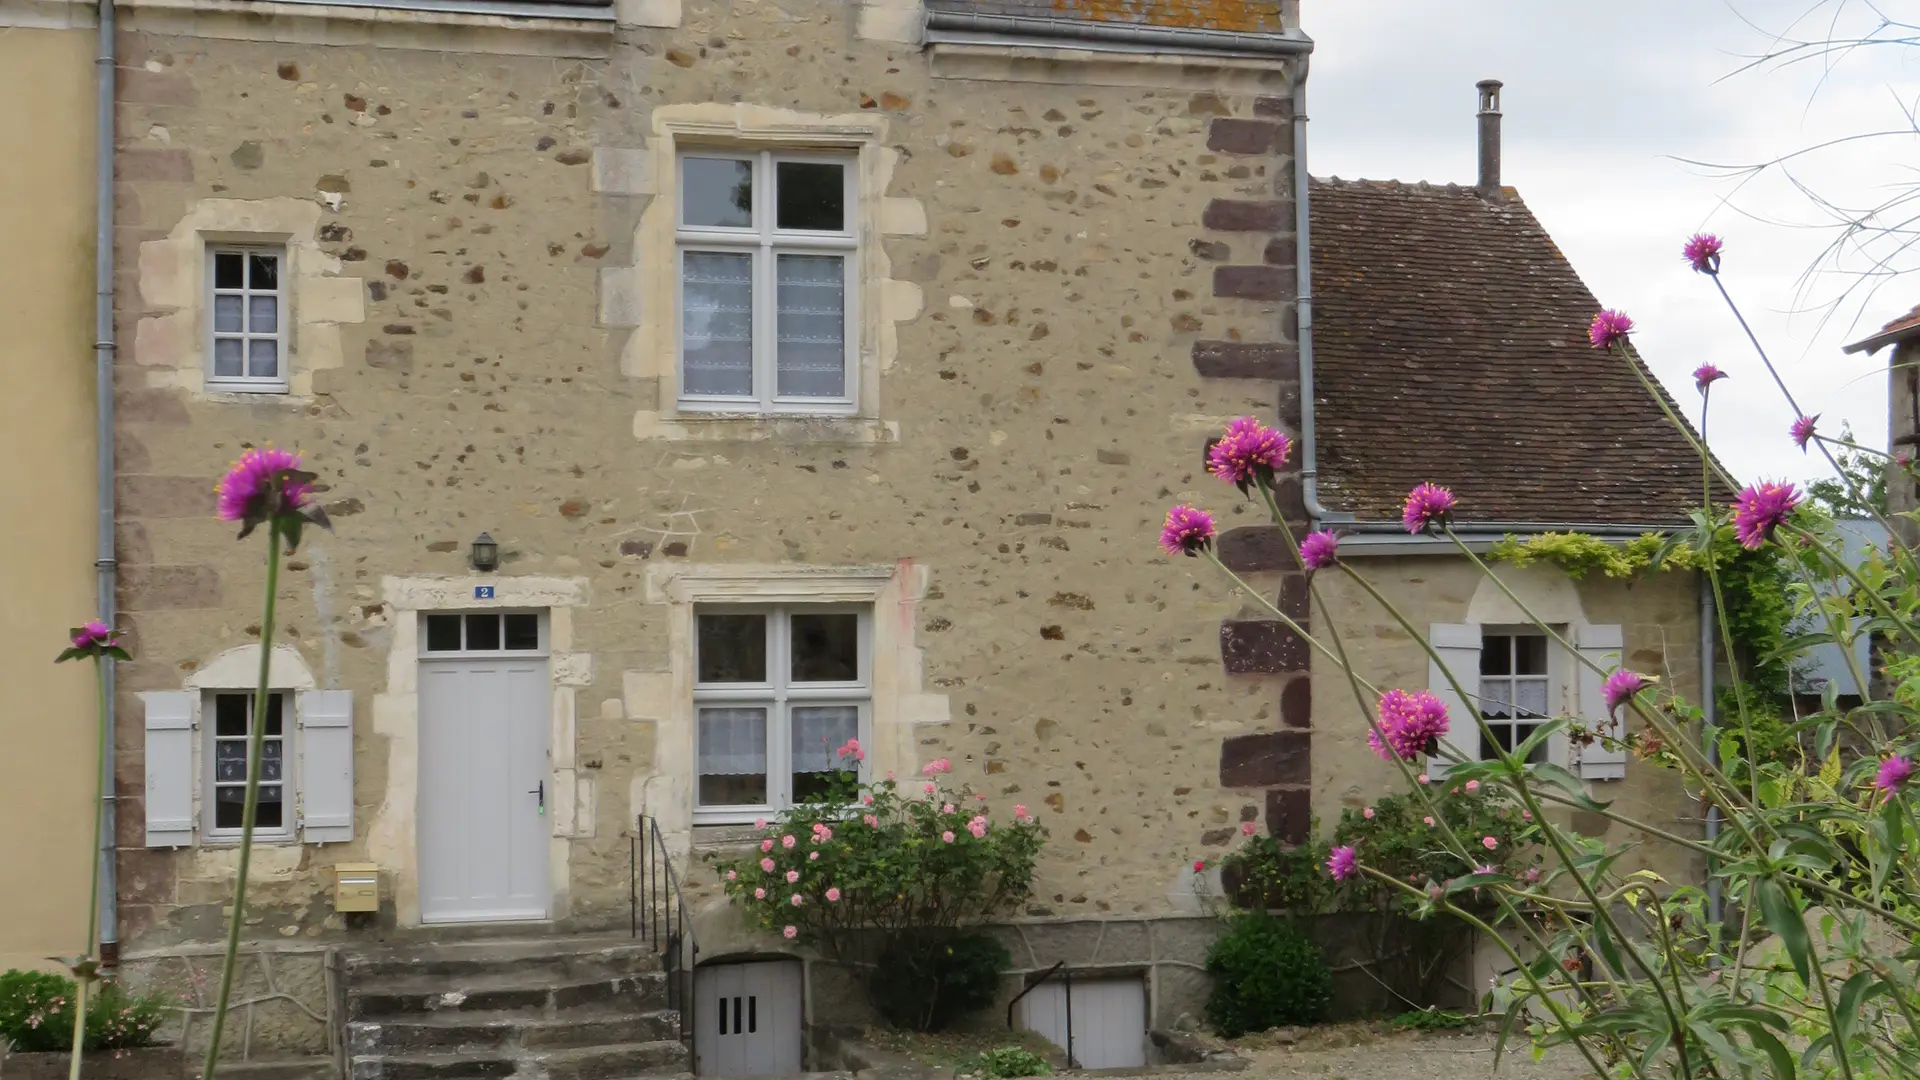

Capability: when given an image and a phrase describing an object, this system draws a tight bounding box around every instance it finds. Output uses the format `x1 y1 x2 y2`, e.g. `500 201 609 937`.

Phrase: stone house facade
1 0 1719 1062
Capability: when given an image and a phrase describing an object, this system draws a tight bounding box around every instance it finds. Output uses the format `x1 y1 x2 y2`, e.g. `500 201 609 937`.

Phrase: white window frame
202 690 296 843
1477 625 1566 765
692 604 871 824
205 244 289 394
674 150 859 416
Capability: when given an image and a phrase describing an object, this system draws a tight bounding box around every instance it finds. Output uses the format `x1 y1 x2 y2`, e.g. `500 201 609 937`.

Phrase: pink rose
809 851 819 861
922 758 952 775
726 870 737 881
1522 810 1533 821
862 794 874 805
786 869 800 883
943 803 956 814
755 818 767 829
783 925 797 939
1465 780 1480 793
1423 816 1434 827
1014 805 1029 819
924 782 936 796
754 888 766 900
1363 807 1375 819
790 894 804 906
760 858 776 873
942 831 955 843
825 887 841 902
1240 821 1256 836
1417 774 1429 784
781 835 796 849
1482 836 1498 850
864 814 879 827
761 839 774 853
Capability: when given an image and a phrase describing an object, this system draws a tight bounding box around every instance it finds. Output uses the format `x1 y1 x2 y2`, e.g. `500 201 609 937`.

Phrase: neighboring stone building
1845 303 1920 543
0 0 1717 1068
0 21 106 972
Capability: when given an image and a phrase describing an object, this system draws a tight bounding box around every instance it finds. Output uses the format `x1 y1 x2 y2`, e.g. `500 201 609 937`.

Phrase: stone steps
339 936 684 1080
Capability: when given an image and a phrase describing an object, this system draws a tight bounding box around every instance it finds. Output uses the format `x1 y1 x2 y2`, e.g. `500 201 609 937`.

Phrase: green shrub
867 932 1010 1032
1203 914 1331 1037
0 970 168 1053
973 1047 1053 1078
1386 1008 1469 1032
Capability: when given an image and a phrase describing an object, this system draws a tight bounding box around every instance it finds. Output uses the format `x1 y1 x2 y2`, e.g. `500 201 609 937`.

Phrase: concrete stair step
347 1050 519 1080
534 1041 691 1080
348 1011 680 1056
343 938 662 984
348 973 667 1021
209 1058 338 1080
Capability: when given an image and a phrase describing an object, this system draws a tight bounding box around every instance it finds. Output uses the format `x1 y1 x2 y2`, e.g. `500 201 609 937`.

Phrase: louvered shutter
297 690 355 844
141 691 196 847
1426 623 1482 777
1575 624 1629 781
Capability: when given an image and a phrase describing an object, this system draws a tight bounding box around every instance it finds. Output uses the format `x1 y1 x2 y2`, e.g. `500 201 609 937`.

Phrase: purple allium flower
1367 689 1452 762
70 621 116 650
1791 414 1820 451
1300 530 1340 571
1874 756 1913 794
217 446 310 522
1602 669 1647 716
1326 845 1358 882
1472 863 1497 877
1206 417 1293 490
1401 483 1457 534
1588 309 1634 350
1683 233 1723 274
1732 481 1801 550
1692 363 1726 393
1158 505 1217 557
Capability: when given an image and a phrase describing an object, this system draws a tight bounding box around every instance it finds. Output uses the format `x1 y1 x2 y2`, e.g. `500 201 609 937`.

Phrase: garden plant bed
861 1026 1064 1073
0 1046 183 1080
1213 1024 1587 1080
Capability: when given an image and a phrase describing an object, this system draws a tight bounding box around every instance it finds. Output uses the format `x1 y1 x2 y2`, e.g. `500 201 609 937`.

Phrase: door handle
529 780 545 814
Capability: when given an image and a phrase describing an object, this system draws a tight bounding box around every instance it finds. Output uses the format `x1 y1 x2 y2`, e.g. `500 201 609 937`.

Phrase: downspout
1291 57 1332 525
94 0 119 968
1701 572 1721 931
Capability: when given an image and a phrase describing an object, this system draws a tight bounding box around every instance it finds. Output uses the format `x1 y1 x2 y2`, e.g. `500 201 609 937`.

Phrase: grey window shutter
1426 623 1482 777
298 690 355 844
141 691 196 847
1575 624 1629 781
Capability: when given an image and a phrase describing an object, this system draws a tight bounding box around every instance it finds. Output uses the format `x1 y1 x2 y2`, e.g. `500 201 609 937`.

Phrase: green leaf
1834 970 1880 1047
1756 878 1812 985
1747 1024 1797 1080
1525 762 1612 812
1510 717 1569 765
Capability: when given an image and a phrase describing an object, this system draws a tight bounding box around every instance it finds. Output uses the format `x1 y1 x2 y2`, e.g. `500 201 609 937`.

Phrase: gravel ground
1196 1026 1593 1080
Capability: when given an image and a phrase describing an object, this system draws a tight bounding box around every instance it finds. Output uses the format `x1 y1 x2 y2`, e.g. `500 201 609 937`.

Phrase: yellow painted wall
0 27 101 973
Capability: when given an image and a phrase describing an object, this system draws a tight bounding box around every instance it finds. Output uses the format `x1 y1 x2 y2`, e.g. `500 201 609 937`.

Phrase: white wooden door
1018 977 1147 1069
694 961 803 1077
418 656 549 922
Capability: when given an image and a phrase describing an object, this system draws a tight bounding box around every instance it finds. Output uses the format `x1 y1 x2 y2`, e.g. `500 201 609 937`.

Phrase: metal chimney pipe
1476 78 1503 196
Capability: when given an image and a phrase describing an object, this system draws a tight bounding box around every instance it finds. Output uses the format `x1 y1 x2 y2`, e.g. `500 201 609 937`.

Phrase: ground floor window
206 691 290 839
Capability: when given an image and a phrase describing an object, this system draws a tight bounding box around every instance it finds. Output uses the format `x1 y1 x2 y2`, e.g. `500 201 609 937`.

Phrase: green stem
67 977 89 1078
200 522 283 1080
69 657 111 1080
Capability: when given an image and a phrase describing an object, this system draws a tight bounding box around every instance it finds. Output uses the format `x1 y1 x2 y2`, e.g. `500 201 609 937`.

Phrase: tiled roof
923 0 1287 34
1842 302 1920 355
1309 178 1719 527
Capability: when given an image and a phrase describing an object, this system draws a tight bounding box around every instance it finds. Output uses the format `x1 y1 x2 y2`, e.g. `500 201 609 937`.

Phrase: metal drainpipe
1701 572 1721 930
94 0 120 967
1291 57 1331 526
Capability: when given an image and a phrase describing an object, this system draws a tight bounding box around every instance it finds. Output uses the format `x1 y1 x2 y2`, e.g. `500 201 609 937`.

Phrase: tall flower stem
67 656 112 1080
200 521 283 1080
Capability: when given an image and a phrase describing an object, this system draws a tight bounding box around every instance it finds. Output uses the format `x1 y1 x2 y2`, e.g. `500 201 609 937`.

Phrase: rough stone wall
1309 556 1707 886
108 0 1304 970
0 24 103 974
1891 341 1918 546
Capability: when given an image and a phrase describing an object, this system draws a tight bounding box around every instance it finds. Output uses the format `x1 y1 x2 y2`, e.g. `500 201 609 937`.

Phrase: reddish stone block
1215 265 1294 301
1208 118 1278 155
1192 340 1292 380
115 389 189 425
117 475 213 518
1221 619 1310 674
117 67 198 107
1263 235 1296 265
120 566 221 611
116 148 193 183
1203 199 1289 231
1220 730 1310 787
1217 526 1289 572
1254 95 1293 120
1266 787 1312 845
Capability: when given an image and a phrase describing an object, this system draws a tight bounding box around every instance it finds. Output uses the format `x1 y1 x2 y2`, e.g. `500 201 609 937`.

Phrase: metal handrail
1006 961 1075 1069
632 814 699 1060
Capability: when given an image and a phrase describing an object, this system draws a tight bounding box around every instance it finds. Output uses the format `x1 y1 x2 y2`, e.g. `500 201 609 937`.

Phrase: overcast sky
1304 0 1919 488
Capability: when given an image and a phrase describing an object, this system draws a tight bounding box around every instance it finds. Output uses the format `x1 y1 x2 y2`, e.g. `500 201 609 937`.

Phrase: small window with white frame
694 606 869 821
207 246 287 393
676 151 857 415
204 691 293 841
1479 630 1554 763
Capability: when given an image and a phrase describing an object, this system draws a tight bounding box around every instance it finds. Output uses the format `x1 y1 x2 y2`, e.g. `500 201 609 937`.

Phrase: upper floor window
1479 631 1551 763
207 247 287 393
694 606 869 821
676 152 857 415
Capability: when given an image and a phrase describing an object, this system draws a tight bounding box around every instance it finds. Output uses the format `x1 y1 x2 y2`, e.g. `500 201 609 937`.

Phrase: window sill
691 822 770 851
199 833 299 847
635 410 898 445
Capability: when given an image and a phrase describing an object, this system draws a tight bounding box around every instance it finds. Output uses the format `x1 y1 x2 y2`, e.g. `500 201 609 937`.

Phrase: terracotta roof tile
1309 177 1719 527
